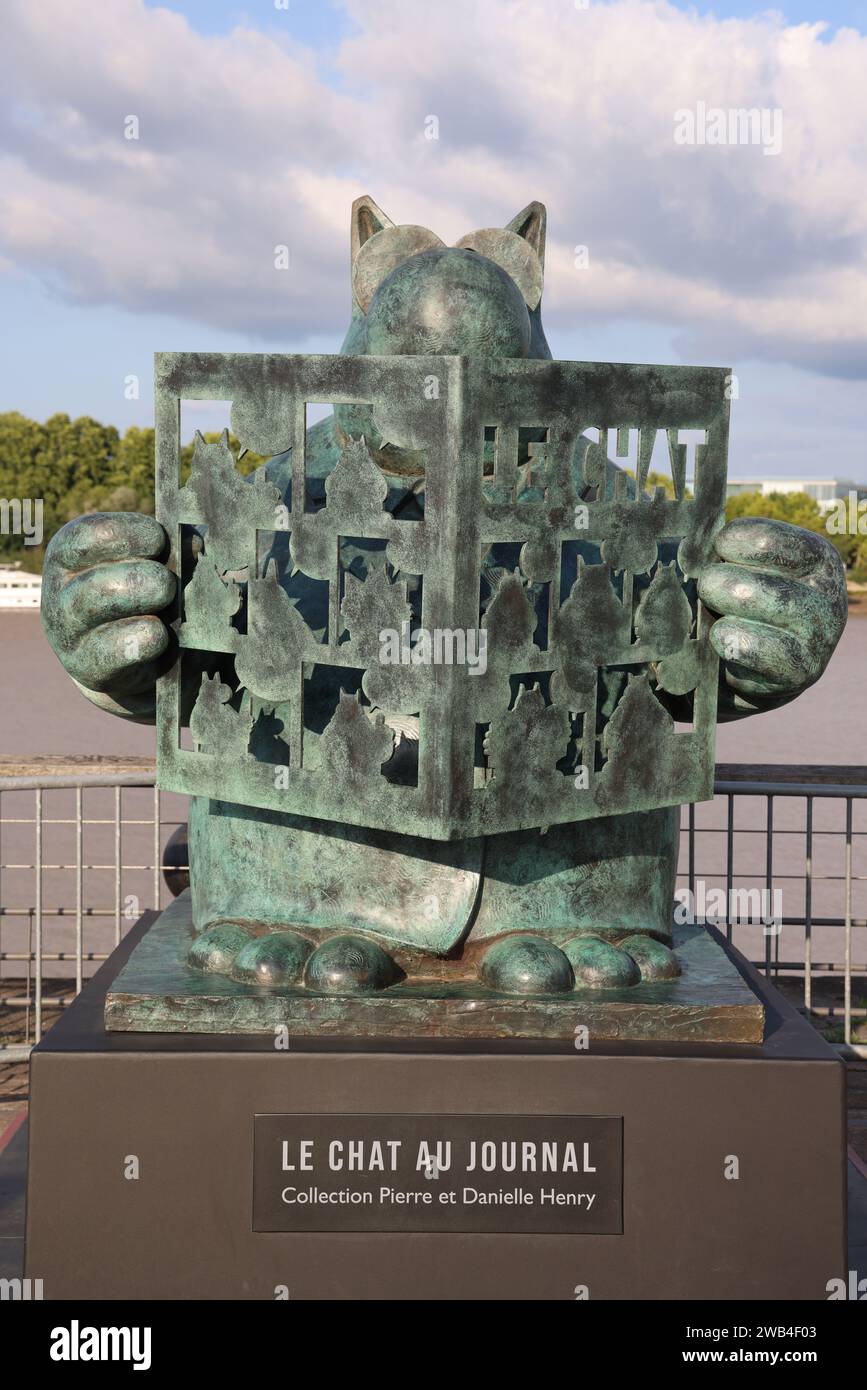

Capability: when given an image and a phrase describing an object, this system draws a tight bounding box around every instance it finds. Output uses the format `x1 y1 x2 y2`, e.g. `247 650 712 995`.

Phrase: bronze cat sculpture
42 197 847 1000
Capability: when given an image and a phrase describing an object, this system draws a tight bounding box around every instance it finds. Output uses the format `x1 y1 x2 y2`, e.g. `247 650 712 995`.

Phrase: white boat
0 564 42 608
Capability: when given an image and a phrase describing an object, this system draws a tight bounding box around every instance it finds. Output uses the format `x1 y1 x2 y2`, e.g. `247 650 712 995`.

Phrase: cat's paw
480 935 575 995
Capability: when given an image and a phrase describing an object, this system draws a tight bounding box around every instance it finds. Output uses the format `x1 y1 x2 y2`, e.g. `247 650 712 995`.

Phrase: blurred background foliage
0 413 264 571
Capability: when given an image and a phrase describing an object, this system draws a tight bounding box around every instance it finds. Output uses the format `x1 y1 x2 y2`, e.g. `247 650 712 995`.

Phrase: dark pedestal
25 916 847 1300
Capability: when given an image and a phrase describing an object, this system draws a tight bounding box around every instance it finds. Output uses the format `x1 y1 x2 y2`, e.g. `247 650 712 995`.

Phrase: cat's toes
623 935 681 981
188 923 313 984
561 934 681 987
480 935 575 995
188 921 255 975
233 930 312 985
303 934 403 993
563 935 640 989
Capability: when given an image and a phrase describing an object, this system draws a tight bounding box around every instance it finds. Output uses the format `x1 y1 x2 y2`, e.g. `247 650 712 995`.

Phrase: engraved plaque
253 1113 623 1234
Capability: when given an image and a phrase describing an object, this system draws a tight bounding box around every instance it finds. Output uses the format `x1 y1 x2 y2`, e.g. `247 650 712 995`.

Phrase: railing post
765 793 774 978
75 784 83 995
845 796 853 1048
114 784 122 946
153 784 160 915
725 791 734 944
804 795 813 1017
34 785 43 1043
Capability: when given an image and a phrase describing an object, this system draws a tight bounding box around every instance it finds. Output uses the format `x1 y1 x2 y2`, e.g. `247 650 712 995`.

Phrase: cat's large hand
697 517 847 714
41 512 175 721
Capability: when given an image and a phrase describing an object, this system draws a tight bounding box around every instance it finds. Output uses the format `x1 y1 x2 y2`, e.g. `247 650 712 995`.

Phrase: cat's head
334 195 551 472
340 194 551 361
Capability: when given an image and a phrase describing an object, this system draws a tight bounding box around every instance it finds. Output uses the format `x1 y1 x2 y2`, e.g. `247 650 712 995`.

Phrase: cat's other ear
351 195 395 264
505 201 546 271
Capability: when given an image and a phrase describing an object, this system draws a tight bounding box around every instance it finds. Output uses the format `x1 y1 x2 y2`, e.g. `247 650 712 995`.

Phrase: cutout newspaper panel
155 353 729 841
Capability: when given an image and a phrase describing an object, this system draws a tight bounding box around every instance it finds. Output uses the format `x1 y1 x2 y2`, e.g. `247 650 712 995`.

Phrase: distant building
726 477 867 516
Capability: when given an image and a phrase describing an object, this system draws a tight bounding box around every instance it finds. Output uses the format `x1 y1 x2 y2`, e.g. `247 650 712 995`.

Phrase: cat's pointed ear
351 195 395 263
505 202 546 271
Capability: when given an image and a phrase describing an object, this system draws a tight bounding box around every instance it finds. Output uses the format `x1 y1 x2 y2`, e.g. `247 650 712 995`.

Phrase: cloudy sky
1 0 866 479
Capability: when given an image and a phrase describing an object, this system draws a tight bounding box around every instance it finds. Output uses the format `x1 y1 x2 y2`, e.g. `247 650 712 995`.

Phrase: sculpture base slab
25 915 846 1299
103 894 764 1044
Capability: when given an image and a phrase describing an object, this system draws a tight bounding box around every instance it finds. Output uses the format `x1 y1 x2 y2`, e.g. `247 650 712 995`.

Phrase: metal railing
683 764 866 1051
1 762 864 1063
0 764 185 1061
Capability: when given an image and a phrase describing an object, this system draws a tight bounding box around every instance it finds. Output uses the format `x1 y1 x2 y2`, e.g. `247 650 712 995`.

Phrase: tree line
0 413 262 572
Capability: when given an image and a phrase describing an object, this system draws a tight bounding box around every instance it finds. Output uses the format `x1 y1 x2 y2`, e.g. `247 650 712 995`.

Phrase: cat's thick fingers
57 560 176 642
63 616 171 693
47 512 168 572
709 617 814 695
712 517 829 578
697 563 823 633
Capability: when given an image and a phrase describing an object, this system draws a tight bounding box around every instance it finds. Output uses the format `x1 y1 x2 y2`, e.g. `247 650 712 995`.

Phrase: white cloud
0 0 866 379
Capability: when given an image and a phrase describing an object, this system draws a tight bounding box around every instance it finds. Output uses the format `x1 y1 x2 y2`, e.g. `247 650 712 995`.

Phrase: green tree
0 412 119 569
0 413 271 571
111 426 157 510
0 412 50 571
42 413 120 523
